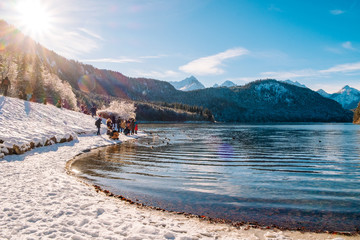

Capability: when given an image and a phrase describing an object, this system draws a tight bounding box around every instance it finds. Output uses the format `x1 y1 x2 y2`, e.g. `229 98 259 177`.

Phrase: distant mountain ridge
283 80 307 88
169 76 205 91
213 80 236 88
316 89 331 98
282 79 360 110
317 85 360 109
163 80 352 122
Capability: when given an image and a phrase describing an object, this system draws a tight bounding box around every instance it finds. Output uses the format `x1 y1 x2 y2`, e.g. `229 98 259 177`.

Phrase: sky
1 0 360 93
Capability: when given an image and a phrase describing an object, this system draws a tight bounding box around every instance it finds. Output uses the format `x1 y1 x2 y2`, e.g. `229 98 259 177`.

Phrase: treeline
135 103 214 122
156 102 214 121
354 102 360 124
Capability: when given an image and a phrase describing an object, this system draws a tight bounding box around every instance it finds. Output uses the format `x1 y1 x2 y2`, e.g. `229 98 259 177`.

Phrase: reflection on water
71 123 360 232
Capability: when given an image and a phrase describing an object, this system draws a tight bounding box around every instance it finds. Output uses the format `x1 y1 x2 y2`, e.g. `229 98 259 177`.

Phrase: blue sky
1 0 360 92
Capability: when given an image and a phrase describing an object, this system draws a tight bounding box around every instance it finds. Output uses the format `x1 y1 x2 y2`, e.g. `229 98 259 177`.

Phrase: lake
70 123 360 232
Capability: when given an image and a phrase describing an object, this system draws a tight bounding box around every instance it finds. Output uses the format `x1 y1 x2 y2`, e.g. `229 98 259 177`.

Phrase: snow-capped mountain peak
169 76 205 91
283 80 307 88
213 80 236 88
221 80 236 87
316 89 330 98
337 85 360 94
320 85 360 109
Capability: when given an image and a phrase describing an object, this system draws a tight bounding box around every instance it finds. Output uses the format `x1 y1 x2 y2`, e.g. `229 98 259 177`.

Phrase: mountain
169 76 205 91
221 80 236 87
317 86 360 110
283 80 307 88
213 80 236 88
0 20 353 123
330 86 360 110
316 89 331 98
163 80 352 122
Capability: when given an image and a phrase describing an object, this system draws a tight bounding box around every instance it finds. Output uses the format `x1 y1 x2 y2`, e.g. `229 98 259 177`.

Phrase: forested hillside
164 80 353 122
0 20 213 122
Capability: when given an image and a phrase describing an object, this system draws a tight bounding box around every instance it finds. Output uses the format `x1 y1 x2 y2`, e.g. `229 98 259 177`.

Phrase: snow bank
0 96 356 239
0 96 95 156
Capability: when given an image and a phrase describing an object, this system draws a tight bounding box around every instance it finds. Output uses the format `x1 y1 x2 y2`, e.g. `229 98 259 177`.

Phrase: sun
16 0 52 37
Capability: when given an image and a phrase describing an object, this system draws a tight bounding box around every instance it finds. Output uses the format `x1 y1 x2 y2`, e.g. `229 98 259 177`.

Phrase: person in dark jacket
130 119 135 135
117 117 122 132
1 76 10 96
111 115 116 129
90 105 97 117
95 117 102 135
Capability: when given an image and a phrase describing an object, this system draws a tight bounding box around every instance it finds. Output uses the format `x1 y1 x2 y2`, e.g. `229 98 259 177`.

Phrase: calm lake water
70 123 360 232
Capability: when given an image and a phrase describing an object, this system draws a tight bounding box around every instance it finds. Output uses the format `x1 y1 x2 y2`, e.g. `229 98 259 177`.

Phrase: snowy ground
0 96 357 239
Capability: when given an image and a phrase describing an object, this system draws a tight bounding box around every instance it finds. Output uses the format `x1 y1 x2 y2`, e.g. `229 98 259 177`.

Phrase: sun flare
16 0 52 37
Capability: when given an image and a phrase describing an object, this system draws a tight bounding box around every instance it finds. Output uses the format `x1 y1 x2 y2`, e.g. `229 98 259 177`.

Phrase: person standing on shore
117 117 122 132
106 118 112 129
134 120 138 134
130 119 135 135
90 105 97 117
111 115 116 129
1 76 10 96
121 119 126 132
95 117 102 135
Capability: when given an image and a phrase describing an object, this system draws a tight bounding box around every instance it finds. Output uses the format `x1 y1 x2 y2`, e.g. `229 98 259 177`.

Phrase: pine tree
32 57 45 102
354 102 360 124
16 54 27 99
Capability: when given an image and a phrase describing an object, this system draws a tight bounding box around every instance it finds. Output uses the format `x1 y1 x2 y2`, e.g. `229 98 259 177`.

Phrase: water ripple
70 123 360 232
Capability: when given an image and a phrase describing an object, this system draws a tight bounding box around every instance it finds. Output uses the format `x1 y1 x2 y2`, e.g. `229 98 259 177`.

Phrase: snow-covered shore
0 96 357 239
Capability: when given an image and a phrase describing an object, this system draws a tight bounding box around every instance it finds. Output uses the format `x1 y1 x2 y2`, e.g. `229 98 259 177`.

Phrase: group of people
80 104 97 117
95 115 138 139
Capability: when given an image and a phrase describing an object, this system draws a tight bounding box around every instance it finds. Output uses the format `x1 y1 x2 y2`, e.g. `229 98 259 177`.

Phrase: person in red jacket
134 120 138 134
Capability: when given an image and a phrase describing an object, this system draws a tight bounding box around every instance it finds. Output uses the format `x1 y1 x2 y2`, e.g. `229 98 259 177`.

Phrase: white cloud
44 29 101 59
320 62 360 73
342 41 356 50
82 54 168 64
132 70 180 79
268 4 282 12
139 54 168 59
330 9 345 15
179 48 249 76
256 61 360 80
324 47 343 54
78 28 104 41
260 69 318 79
